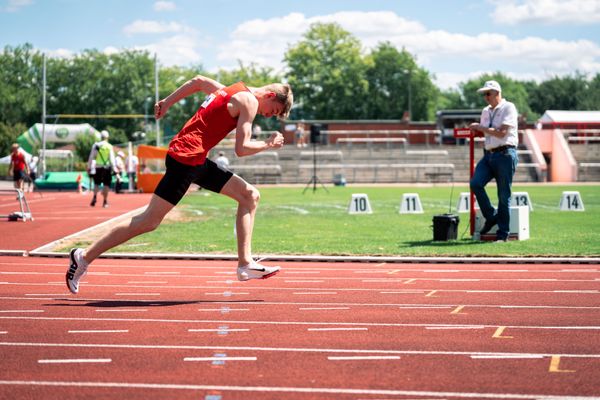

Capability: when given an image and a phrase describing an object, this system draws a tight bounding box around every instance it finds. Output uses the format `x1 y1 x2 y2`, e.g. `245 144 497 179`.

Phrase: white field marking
299 307 350 311
0 331 6 334
0 310 44 313
471 355 545 359
127 281 167 284
362 279 405 283
4 342 600 361
399 306 452 309
4 317 600 333
4 296 600 311
68 330 129 334
466 290 514 293
380 291 424 294
328 356 400 361
188 328 250 333
374 262 387 267
285 280 325 283
114 293 160 296
308 328 368 332
205 292 249 296
554 290 599 293
293 292 337 295
198 309 249 312
426 326 485 330
423 270 460 273
95 309 148 313
184 356 256 362
25 293 70 296
38 359 111 364
276 205 309 214
0 382 596 400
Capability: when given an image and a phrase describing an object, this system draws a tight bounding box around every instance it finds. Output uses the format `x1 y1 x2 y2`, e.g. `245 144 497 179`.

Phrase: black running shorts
92 167 112 186
154 155 234 205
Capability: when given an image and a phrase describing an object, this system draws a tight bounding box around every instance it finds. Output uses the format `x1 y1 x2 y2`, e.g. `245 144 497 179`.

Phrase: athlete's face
259 93 284 119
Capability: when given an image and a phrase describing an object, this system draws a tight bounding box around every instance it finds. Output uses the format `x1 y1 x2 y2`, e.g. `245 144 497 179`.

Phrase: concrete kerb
22 251 600 265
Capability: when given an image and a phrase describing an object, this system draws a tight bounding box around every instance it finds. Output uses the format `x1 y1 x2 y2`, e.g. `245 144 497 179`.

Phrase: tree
528 73 589 115
284 23 369 119
365 42 438 121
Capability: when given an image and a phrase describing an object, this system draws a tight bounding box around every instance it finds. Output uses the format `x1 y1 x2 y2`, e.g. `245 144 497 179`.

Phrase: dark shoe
90 197 97 207
480 219 497 235
495 234 508 243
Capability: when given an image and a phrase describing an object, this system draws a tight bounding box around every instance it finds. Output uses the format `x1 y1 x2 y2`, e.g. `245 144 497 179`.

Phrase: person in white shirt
125 153 139 190
469 80 519 242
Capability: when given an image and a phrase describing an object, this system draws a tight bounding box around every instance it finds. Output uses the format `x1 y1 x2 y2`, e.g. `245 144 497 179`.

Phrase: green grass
76 184 600 257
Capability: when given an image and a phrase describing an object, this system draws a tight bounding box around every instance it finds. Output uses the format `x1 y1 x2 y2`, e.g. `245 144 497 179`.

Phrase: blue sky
1 0 599 89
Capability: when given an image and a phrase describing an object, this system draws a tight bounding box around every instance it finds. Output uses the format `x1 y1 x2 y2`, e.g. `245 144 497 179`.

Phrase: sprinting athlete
66 76 293 294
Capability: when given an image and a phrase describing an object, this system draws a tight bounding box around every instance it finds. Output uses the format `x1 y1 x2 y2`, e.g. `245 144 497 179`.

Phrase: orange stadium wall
137 144 167 193
531 129 577 182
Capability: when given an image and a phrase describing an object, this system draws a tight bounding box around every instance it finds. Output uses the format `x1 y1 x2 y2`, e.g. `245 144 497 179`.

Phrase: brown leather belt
486 145 515 153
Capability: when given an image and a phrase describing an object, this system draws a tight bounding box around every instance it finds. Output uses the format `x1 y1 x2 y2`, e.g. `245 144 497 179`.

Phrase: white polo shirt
479 99 519 150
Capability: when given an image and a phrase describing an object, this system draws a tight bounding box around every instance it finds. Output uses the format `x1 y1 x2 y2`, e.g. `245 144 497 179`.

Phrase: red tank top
168 81 251 166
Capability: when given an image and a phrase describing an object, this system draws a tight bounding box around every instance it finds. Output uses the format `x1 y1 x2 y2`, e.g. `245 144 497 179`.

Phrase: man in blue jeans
469 80 519 242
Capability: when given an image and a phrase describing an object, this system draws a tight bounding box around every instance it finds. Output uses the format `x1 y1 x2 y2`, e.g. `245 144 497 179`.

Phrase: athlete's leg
220 175 260 267
82 194 174 264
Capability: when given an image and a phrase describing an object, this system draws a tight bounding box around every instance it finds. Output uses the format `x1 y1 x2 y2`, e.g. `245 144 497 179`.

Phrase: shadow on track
45 299 264 308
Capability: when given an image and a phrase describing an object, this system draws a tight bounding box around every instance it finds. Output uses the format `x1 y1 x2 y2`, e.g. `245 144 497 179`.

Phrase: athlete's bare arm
154 75 224 119
231 92 284 157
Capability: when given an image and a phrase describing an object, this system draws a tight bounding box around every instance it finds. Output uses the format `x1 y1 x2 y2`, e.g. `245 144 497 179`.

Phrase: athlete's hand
267 132 284 149
154 100 168 120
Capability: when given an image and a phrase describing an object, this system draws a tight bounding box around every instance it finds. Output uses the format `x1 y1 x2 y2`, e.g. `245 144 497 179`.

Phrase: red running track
0 256 599 399
0 192 152 251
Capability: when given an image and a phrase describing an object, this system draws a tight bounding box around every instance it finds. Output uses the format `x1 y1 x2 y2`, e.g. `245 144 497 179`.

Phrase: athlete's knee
240 185 260 210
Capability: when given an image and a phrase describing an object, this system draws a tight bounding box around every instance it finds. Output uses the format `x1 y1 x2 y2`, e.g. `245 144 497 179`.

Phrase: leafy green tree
528 73 588 115
284 23 369 119
460 72 535 120
580 73 600 111
0 122 27 157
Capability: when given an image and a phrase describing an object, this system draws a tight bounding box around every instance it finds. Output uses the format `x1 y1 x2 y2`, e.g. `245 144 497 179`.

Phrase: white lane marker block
559 191 585 211
399 193 423 214
456 192 471 213
512 192 533 211
348 193 373 214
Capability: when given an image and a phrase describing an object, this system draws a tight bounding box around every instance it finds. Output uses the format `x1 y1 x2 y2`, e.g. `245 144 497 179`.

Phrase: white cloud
153 1 176 12
2 0 32 12
123 20 189 35
490 0 600 25
217 11 600 88
134 34 204 66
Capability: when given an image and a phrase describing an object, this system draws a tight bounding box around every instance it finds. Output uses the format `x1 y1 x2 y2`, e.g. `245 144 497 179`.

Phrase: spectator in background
8 143 29 193
87 130 116 208
26 155 39 193
126 152 139 190
114 151 126 194
215 151 230 170
469 80 519 242
295 126 307 148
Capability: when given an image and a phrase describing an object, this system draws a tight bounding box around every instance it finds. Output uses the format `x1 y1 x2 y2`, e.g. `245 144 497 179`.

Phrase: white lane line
127 281 168 284
3 342 600 359
198 308 250 312
38 359 112 364
0 380 595 400
299 307 350 310
0 310 44 313
114 293 160 296
554 290 599 293
68 330 129 334
328 356 400 361
285 280 325 283
25 294 70 296
188 329 250 333
471 355 544 359
0 331 6 334
184 357 256 362
426 326 485 330
308 328 368 332
205 292 250 296
399 306 452 309
95 309 148 313
294 292 337 295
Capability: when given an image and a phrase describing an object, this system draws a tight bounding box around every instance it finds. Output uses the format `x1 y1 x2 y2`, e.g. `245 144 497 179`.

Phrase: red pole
469 132 475 236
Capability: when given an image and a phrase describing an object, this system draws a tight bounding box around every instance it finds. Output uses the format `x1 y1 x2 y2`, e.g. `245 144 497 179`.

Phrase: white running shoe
66 248 88 294
237 260 280 281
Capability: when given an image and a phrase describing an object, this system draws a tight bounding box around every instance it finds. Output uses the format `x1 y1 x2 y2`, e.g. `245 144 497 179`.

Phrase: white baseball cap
477 80 502 93
100 130 110 139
